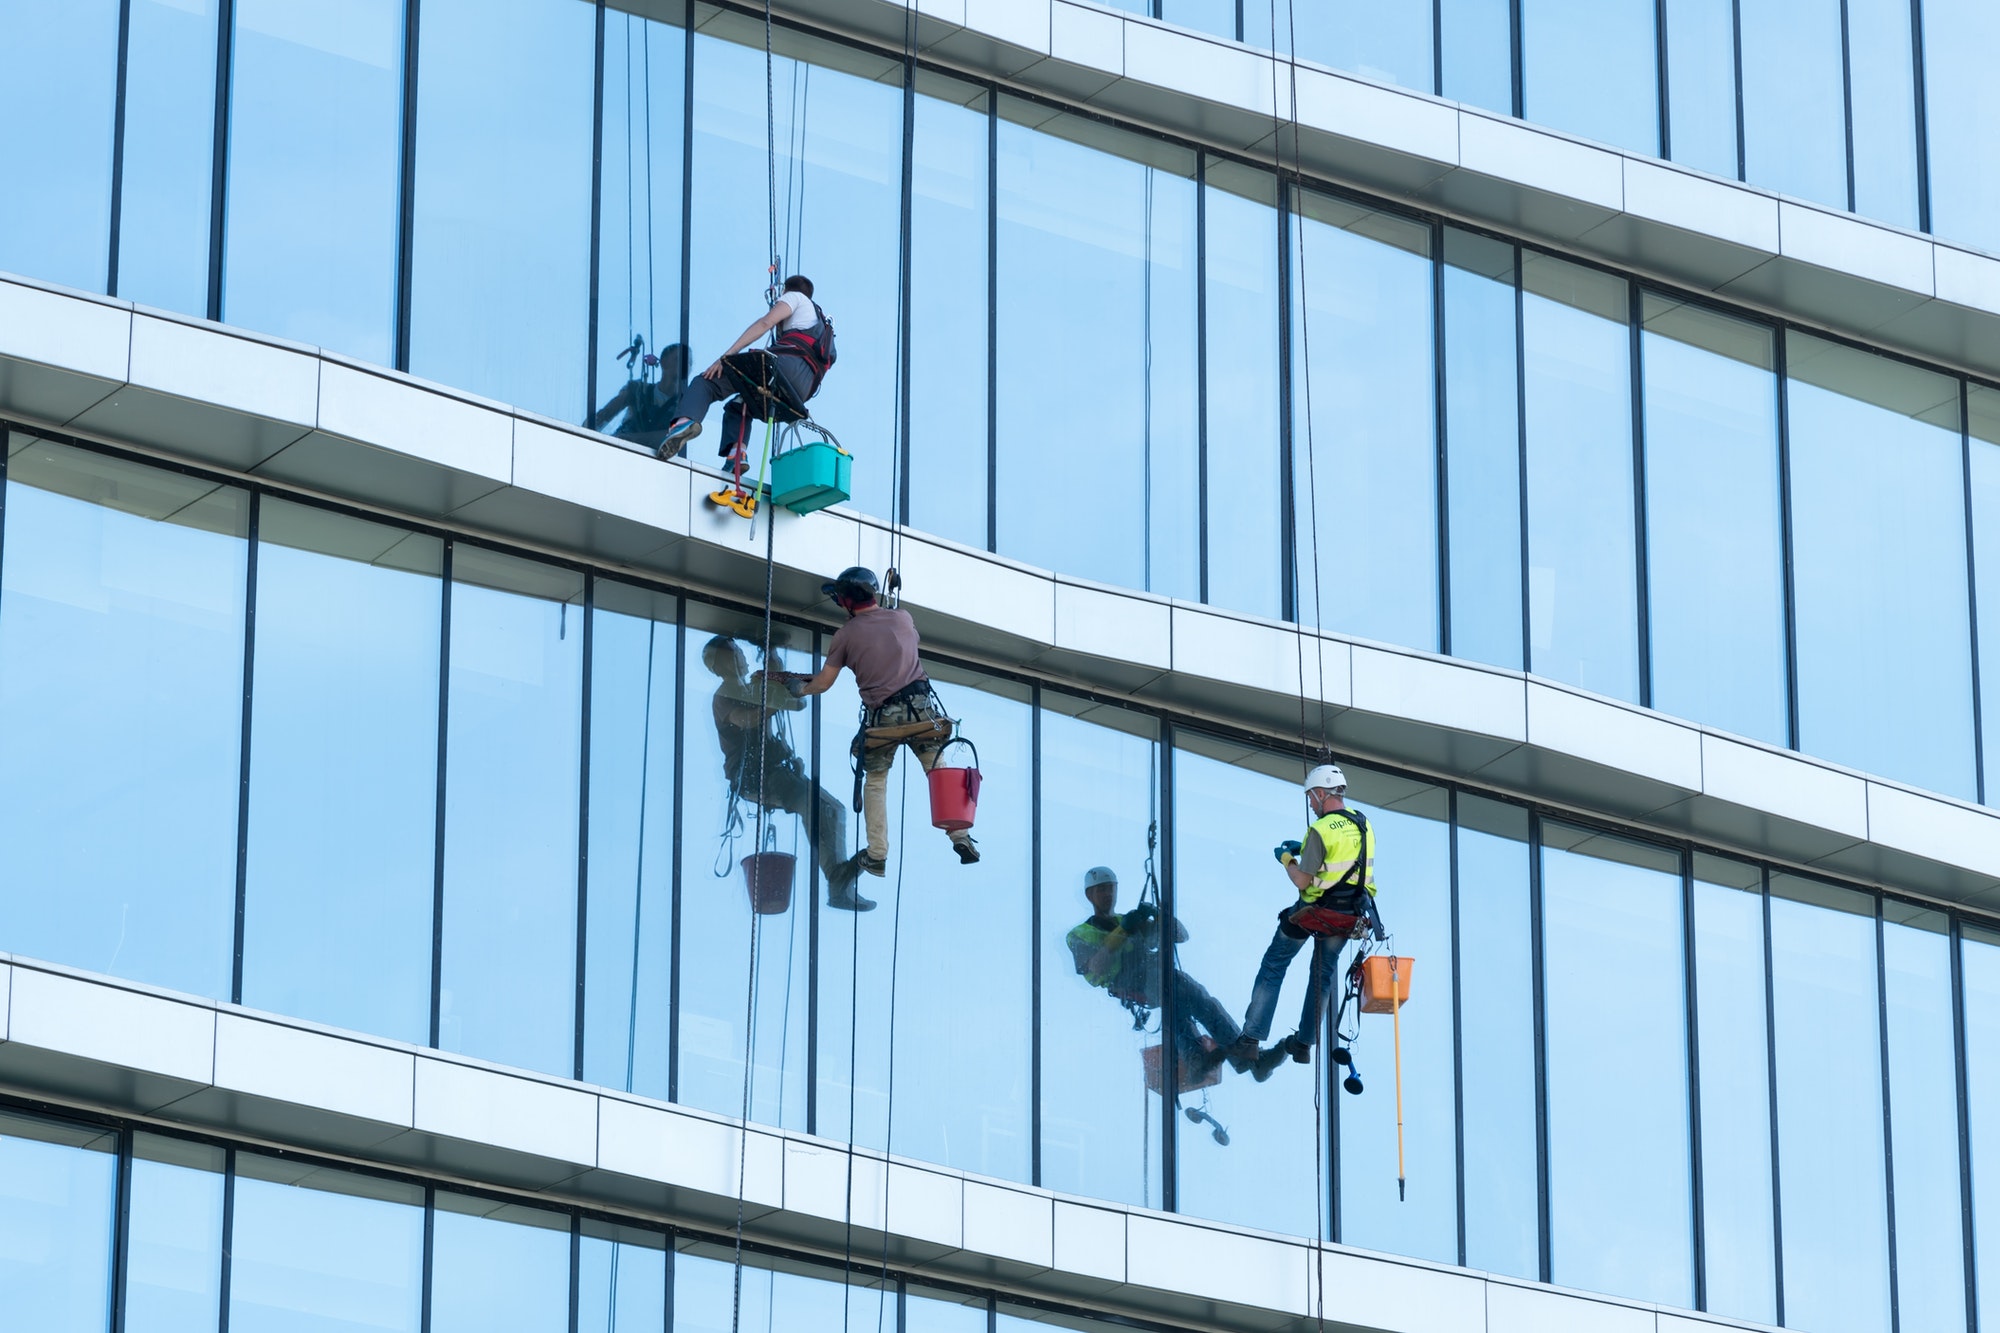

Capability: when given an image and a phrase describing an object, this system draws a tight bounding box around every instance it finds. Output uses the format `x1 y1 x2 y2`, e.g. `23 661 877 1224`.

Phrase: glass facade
0 429 1992 1331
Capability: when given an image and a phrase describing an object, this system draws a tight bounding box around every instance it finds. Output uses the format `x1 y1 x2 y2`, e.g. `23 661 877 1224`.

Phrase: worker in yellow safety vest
1228 763 1379 1078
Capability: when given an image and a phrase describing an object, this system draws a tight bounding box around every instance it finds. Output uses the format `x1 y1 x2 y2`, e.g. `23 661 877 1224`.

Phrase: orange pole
1391 955 1406 1202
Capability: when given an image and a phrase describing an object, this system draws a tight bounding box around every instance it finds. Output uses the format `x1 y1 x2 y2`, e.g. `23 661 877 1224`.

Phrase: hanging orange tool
1361 954 1415 1202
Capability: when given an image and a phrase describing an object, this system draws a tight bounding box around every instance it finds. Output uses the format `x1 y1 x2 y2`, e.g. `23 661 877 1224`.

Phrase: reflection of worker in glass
704 636 874 912
588 338 688 455
1065 867 1246 1075
1232 763 1379 1076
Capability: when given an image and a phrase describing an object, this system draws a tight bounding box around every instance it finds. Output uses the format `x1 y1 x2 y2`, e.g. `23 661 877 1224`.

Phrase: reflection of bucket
926 738 981 831
741 851 796 915
1142 1040 1223 1095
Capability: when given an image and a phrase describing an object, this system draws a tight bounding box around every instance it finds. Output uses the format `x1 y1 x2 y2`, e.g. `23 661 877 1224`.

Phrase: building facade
2 2 1998 1332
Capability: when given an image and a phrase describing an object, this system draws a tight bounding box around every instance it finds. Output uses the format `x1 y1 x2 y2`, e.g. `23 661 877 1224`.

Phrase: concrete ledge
0 955 1784 1333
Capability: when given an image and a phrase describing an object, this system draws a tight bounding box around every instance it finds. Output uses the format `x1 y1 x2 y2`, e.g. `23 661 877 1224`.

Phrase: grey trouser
676 352 814 456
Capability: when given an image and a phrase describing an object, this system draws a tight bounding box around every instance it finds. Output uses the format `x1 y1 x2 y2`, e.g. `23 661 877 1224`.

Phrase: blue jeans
1240 923 1346 1044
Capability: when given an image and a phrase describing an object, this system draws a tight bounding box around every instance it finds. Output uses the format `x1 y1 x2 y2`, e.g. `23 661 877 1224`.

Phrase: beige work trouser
856 694 975 860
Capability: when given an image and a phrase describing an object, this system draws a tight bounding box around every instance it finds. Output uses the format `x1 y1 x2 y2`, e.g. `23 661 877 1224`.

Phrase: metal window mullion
1277 181 1297 624
1682 851 1706 1310
1159 721 1178 1213
1196 154 1209 604
111 1126 134 1333
1960 380 1986 805
1449 791 1467 1268
1838 0 1857 214
394 0 422 370
217 1148 238 1333
1776 332 1802 751
1029 685 1043 1188
897 53 916 528
1514 246 1532 676
1654 0 1671 161
1430 0 1443 96
1763 870 1786 1326
1631 280 1652 708
429 541 453 1049
986 93 998 553
567 1215 582 1333
1433 220 1451 656
1731 0 1746 180
806 630 822 1135
679 0 694 359
574 575 595 1083
667 601 687 1102
418 1185 436 1333
1529 810 1551 1283
230 492 260 1005
586 1 606 431
1909 0 1932 234
1509 0 1523 120
1951 916 1979 1333
108 0 133 296
1878 901 1902 1332
205 0 235 323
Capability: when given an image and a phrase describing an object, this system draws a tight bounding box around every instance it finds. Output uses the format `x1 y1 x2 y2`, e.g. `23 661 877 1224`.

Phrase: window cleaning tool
1361 954 1414 1202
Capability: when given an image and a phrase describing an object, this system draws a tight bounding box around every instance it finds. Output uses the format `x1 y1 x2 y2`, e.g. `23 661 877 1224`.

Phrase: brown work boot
1223 1036 1260 1074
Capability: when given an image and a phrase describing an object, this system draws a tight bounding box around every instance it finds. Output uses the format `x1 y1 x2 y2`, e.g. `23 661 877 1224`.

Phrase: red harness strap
1288 905 1366 939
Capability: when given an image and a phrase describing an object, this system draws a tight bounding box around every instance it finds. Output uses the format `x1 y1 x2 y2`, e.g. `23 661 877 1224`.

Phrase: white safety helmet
1303 763 1347 795
1083 866 1118 890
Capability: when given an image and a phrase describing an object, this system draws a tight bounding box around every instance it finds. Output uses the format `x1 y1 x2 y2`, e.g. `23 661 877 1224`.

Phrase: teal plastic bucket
770 442 852 515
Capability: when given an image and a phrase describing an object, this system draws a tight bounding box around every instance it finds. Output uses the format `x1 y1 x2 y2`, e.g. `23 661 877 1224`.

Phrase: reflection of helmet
821 566 879 603
702 636 747 676
1303 763 1347 794
1083 866 1118 891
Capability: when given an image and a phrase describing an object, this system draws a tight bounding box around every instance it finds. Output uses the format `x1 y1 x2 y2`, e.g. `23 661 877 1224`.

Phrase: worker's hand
1104 927 1128 951
703 359 726 382
1273 839 1302 866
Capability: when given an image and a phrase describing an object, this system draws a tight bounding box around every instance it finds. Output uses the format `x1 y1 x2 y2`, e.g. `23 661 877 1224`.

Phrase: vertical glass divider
806 629 823 1135
1508 0 1524 119
394 0 422 370
107 0 133 296
1028 686 1043 1188
1448 791 1467 1267
574 575 595 1082
1838 0 1858 213
1653 0 1672 160
1949 915 1979 1331
896 51 916 528
1630 280 1653 708
1877 900 1902 1331
418 1183 435 1333
218 1148 239 1333
567 1215 582 1333
231 492 261 1004
1761 870 1787 1326
111 1125 134 1333
1908 0 1932 234
1433 221 1451 655
678 0 694 358
1680 850 1706 1309
206 0 235 323
1730 0 1747 180
1512 247 1532 677
1528 810 1551 1282
985 94 998 553
585 1 606 428
1775 330 1802 751
1960 380 1986 804
428 541 454 1049
1195 154 1209 603
1276 181 1296 623
1158 721 1178 1212
667 601 687 1102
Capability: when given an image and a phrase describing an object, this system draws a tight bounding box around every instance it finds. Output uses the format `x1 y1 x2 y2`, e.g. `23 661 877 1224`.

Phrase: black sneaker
1251 1044 1290 1082
827 885 877 912
952 837 980 865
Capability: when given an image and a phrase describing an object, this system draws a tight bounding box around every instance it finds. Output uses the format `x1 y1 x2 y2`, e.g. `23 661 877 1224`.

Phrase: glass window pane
1161 0 1236 40
1523 257 1638 701
908 78 992 551
1038 700 1162 1210
118 0 218 315
582 582 679 1098
1739 0 1847 211
1301 2 1435 92
1641 296 1786 743
1787 334 1975 797
908 1285 989 1333
1969 387 2000 807
0 1112 116 1332
1338 778 1455 1265
1966 925 2000 1332
675 1249 883 1332
1769 877 1891 1333
126 1135 225 1333
1456 796 1538 1279
1847 0 1921 228
676 606 815 1128
815 662 1034 1181
1204 162 1283 619
430 1197 570 1333
439 547 583 1076
1884 906 1968 1333
243 501 440 1043
1443 229 1522 669
411 0 594 419
1922 0 2000 255
996 106 1197 593
576 1223 666 1332
0 440 245 997
224 0 402 363
1440 0 1513 114
1689 855 1775 1324
1663 0 1738 179
1540 827 1692 1305
0 0 118 292
1520 0 1659 155
591 10 687 447
227 1158 423 1333
687 30 901 523
1292 194 1438 653
1170 741 1322 1239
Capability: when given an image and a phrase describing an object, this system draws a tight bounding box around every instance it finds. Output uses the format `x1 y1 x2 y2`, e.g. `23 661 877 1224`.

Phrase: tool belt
858 679 952 750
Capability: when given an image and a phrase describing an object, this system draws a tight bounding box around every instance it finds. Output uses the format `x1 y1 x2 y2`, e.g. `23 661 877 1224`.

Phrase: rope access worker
656 275 833 466
782 566 980 876
704 636 874 913
1065 867 1247 1076
1227 763 1381 1079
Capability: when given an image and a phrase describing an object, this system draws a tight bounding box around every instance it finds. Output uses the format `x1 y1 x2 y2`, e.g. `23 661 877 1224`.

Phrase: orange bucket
926 738 981 832
1360 955 1414 1014
740 851 796 915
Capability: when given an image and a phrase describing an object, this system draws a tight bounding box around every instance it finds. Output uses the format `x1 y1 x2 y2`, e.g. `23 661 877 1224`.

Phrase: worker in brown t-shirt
787 566 979 876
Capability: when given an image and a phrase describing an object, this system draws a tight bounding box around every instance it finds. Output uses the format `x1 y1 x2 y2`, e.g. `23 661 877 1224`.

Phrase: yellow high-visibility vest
1304 808 1376 903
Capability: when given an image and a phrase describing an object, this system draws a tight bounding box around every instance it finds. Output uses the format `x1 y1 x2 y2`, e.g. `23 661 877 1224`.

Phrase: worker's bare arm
703 303 791 380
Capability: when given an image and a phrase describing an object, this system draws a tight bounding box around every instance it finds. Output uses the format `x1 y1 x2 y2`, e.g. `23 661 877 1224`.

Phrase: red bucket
740 851 796 915
926 738 982 832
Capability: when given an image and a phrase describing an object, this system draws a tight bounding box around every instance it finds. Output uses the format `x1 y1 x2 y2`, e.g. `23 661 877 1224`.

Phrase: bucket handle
935 735 979 771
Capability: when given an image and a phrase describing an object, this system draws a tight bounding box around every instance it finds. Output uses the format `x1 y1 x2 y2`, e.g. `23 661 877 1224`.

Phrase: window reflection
1739 0 1847 212
1965 926 2000 1332
1787 334 1976 798
576 1222 667 1333
1922 0 2000 256
1883 905 1968 1333
0 0 118 292
1440 0 1513 114
674 1247 889 1333
1540 825 1691 1306
1442 229 1522 669
1970 387 2000 807
228 1157 423 1333
117 0 218 316
1769 877 1891 1333
411 0 595 420
1846 0 1921 228
1039 701 1166 1208
1689 856 1776 1324
126 1135 225 1333
1662 0 1738 180
1520 0 1659 155
1203 162 1282 618
439 547 584 1077
0 440 246 999
1522 257 1638 701
1292 193 1437 651
225 0 403 363
243 501 440 1044
0 1111 117 1333
430 1197 570 1333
